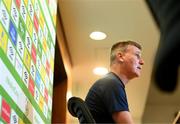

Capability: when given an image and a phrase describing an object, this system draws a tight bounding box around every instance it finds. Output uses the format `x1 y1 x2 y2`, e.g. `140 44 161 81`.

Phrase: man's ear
117 52 124 62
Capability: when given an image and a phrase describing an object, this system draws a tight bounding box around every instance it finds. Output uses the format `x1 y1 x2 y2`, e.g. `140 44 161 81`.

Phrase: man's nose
139 59 144 65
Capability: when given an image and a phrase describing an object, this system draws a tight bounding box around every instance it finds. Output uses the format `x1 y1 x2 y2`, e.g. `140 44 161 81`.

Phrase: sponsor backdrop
0 0 57 123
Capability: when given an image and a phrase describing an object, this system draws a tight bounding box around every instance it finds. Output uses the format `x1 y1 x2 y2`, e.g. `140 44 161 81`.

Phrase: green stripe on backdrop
1 0 52 118
1 18 50 121
0 86 31 123
11 0 55 92
37 0 56 46
0 48 47 122
44 0 56 29
38 0 56 30
1 0 53 121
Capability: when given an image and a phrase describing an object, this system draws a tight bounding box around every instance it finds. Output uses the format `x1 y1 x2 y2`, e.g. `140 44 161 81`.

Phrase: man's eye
135 54 140 59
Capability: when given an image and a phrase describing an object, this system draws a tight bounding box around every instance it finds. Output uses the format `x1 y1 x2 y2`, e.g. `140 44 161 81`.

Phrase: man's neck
110 66 129 85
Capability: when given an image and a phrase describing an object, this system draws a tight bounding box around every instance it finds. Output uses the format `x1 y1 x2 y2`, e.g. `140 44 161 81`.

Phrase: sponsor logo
0 2 10 32
9 20 17 46
10 110 18 124
11 0 19 27
1 99 11 123
7 40 16 66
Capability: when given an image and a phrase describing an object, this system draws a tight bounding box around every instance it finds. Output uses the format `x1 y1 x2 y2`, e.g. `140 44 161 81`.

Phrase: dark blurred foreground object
68 96 96 124
146 0 180 92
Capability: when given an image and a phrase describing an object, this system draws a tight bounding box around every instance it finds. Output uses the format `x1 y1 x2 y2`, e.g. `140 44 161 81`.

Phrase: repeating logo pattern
0 0 57 123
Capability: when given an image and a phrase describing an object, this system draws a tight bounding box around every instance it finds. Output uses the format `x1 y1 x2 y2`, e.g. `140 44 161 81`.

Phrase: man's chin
135 72 141 77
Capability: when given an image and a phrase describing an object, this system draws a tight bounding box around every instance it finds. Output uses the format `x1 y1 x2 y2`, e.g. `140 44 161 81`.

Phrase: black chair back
68 96 96 124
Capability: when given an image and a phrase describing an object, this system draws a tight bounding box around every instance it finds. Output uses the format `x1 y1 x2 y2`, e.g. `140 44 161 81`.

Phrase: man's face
122 45 144 79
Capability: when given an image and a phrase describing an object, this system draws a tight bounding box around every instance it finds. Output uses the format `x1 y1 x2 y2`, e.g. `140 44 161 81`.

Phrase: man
85 41 144 123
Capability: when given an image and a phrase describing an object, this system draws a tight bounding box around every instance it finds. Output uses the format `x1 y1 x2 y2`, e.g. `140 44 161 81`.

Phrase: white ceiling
58 0 161 122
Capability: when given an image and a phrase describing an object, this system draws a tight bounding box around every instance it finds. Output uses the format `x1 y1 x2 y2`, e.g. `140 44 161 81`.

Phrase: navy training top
85 72 129 123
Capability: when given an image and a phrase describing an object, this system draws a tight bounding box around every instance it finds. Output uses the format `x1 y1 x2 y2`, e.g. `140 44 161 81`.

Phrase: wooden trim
52 5 73 123
173 111 180 124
